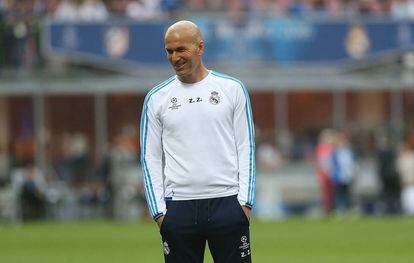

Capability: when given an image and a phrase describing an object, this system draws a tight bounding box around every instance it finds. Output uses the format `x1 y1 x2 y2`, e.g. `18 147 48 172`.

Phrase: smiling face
164 21 206 83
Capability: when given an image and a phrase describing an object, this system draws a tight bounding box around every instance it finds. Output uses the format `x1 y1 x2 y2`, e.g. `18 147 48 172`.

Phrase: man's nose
171 52 181 62
171 53 178 62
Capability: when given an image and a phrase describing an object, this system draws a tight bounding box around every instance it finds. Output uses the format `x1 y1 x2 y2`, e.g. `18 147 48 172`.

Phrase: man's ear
198 41 205 55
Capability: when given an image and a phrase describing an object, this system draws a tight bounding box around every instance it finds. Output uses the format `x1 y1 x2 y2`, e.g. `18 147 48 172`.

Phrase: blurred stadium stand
1 0 414 222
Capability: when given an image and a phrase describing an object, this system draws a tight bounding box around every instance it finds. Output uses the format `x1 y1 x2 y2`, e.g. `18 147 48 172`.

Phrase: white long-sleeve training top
140 71 256 220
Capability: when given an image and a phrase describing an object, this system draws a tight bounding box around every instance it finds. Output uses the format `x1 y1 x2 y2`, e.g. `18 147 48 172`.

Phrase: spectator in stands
108 133 143 220
52 133 71 181
78 0 108 21
126 0 161 21
43 0 61 17
289 0 312 16
390 0 414 20
357 0 384 15
310 0 328 14
67 133 91 186
0 178 19 221
1 0 40 70
54 0 79 21
186 0 224 11
257 134 283 173
250 0 289 16
0 1 5 68
325 0 343 17
305 0 343 17
396 132 414 215
0 146 12 220
314 129 335 215
331 132 357 213
160 0 182 19
338 0 360 17
376 133 401 214
0 150 10 185
10 160 47 221
105 0 128 18
226 0 250 17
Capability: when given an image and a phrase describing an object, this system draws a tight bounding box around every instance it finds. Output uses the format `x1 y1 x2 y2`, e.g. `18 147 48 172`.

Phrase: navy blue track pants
160 195 252 263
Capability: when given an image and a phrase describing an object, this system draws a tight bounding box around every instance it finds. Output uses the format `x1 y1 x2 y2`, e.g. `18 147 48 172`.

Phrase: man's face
165 32 201 79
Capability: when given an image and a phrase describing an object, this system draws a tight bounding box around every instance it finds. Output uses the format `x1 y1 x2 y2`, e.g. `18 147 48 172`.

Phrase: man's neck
178 67 209 84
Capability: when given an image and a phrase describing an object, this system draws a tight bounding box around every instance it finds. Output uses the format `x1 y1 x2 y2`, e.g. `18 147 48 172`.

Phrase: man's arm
242 205 251 221
140 95 166 223
233 81 256 213
156 216 164 229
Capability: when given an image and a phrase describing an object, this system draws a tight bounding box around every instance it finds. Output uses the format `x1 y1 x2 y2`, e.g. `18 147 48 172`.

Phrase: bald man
140 20 255 263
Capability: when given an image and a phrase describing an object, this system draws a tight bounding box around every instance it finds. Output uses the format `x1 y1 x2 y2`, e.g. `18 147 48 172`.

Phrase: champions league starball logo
168 97 181 110
239 235 250 258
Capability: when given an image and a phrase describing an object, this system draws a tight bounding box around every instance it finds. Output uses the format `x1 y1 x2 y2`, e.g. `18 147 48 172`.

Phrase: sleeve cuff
238 199 253 209
244 203 253 209
153 213 164 221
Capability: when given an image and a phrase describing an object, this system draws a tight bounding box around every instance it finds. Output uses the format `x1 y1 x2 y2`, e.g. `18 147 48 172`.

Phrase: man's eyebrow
166 46 187 51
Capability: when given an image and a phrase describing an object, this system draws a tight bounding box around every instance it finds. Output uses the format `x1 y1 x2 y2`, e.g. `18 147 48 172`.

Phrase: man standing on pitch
140 20 256 262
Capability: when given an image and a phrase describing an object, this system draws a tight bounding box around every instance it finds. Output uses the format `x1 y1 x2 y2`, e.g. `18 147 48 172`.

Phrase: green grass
1 217 414 263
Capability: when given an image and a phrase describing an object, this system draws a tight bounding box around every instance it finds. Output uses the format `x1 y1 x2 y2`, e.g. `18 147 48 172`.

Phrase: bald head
165 20 202 45
164 20 208 83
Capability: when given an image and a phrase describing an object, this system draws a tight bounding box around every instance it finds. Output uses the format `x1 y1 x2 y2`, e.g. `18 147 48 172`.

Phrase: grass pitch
1 217 413 263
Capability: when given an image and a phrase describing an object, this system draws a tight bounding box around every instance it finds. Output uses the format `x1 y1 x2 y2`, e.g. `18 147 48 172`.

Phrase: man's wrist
153 213 164 221
156 215 165 229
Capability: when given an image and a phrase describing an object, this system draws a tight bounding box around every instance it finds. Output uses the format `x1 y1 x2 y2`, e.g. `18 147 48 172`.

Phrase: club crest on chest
209 91 220 105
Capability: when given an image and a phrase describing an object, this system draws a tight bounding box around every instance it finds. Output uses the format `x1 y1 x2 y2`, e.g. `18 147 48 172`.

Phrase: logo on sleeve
168 97 181 110
209 91 220 105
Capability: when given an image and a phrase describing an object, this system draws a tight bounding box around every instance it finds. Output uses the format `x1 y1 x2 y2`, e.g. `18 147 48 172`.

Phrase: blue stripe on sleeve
140 76 175 218
211 71 256 206
140 107 155 217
